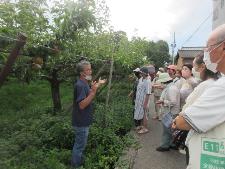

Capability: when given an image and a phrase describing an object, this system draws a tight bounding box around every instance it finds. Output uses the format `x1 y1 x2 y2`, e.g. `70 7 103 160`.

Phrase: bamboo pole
105 58 113 106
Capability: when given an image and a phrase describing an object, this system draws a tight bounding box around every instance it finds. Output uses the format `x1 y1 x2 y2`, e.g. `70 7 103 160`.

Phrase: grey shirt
160 82 180 115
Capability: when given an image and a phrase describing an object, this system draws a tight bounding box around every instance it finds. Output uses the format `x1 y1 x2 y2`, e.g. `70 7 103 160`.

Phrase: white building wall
213 0 225 29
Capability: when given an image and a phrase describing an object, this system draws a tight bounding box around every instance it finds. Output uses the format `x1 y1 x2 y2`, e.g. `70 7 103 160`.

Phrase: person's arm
143 94 150 110
79 82 98 110
79 79 106 110
79 91 96 110
153 84 164 89
128 91 134 97
143 78 151 110
174 83 225 133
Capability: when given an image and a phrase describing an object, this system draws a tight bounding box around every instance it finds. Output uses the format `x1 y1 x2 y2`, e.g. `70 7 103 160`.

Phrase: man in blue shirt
72 60 106 168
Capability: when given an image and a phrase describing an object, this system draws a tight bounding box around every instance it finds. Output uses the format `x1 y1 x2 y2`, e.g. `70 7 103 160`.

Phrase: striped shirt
134 77 152 120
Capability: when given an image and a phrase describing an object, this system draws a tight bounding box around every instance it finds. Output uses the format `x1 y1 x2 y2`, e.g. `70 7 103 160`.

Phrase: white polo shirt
183 75 225 169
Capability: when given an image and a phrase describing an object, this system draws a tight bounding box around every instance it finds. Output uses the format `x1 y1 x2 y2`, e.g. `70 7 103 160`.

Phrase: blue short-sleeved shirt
72 79 93 127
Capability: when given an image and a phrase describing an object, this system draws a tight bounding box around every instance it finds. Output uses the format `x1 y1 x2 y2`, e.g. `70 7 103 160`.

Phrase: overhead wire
180 1 223 47
181 13 212 47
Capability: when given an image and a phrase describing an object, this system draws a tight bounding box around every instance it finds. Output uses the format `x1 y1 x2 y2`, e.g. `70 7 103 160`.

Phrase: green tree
0 0 109 112
146 40 170 68
0 0 170 112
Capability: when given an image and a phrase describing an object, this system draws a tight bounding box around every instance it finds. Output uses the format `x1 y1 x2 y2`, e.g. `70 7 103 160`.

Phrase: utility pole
171 32 176 64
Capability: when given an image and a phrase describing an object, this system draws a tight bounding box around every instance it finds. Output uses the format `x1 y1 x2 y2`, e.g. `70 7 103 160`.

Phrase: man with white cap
129 68 142 127
134 67 152 134
129 68 141 105
173 24 225 168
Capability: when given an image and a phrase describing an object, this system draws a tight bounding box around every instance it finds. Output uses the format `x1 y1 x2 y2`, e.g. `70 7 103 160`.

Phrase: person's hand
143 104 149 112
153 84 164 89
153 84 160 88
163 100 169 106
91 81 99 93
128 92 133 98
172 115 179 129
172 117 178 129
156 100 163 105
97 77 107 85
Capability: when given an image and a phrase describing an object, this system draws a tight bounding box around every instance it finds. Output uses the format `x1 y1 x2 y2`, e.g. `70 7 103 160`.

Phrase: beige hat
157 73 173 83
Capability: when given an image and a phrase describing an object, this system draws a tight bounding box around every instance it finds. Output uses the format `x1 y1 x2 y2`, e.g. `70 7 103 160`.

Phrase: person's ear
222 41 225 50
201 63 206 71
81 72 85 76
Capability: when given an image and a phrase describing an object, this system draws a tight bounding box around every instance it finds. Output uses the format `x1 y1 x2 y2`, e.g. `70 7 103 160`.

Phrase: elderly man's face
206 35 225 64
82 64 92 76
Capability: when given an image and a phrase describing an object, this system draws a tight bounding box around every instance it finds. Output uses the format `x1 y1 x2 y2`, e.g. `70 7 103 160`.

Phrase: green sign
201 154 225 169
201 138 225 169
203 141 220 153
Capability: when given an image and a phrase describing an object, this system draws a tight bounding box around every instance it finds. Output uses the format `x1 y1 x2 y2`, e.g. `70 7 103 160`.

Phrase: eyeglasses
204 39 225 52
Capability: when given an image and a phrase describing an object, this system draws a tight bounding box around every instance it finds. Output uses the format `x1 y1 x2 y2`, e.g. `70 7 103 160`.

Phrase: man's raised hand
97 77 107 85
91 81 99 93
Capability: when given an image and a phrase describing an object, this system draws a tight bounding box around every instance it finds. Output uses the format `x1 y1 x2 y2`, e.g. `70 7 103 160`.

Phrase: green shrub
0 79 134 169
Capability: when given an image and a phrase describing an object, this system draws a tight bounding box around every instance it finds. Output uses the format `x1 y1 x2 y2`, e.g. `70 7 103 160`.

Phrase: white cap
133 68 140 72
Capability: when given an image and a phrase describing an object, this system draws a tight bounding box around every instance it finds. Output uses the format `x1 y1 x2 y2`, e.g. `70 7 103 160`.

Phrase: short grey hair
215 24 225 43
76 60 91 74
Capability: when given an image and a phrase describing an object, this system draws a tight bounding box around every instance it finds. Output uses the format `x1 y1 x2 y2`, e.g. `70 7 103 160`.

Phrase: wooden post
0 33 27 87
106 58 113 106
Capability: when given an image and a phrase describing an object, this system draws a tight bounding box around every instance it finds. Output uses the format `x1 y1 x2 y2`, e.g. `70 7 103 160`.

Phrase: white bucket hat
133 68 140 72
157 73 173 83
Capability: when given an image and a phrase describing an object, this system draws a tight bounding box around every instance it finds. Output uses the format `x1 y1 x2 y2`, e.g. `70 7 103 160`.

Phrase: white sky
105 0 212 52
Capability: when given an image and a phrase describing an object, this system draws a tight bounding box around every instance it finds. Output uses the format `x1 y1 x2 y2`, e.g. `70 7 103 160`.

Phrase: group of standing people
70 24 225 169
130 24 225 169
173 24 225 169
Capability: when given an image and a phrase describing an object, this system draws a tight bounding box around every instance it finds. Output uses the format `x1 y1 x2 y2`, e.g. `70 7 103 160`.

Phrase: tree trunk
0 33 27 87
49 70 62 113
50 80 61 113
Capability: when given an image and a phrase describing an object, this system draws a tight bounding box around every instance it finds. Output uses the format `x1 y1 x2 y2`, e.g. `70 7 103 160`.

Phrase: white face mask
192 68 201 80
82 73 92 81
203 51 218 73
203 51 224 73
84 75 92 81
